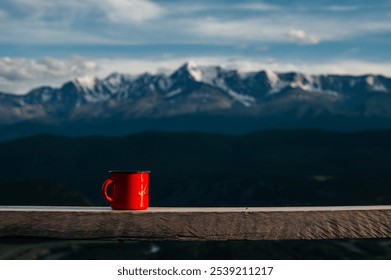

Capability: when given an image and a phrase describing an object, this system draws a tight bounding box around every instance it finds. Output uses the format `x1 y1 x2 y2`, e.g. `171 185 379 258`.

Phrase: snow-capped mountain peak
104 72 122 86
185 61 202 82
289 74 315 91
265 70 279 87
102 72 133 94
74 76 97 91
365 75 388 92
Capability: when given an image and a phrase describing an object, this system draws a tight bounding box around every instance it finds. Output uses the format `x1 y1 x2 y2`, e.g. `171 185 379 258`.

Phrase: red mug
102 170 150 210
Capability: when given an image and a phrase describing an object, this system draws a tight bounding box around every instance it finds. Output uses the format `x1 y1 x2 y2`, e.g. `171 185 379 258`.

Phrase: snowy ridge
166 88 182 98
366 76 388 92
265 70 279 87
214 78 255 107
66 62 391 108
268 72 338 96
68 63 390 106
196 65 220 86
75 76 97 91
186 61 202 82
103 72 134 95
1 61 391 127
288 74 330 93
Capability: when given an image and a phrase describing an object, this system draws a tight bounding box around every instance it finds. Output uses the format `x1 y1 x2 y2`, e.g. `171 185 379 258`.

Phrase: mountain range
1 61 391 140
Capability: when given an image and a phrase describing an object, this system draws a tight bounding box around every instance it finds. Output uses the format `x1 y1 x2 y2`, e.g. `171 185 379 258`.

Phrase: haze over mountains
1 61 391 140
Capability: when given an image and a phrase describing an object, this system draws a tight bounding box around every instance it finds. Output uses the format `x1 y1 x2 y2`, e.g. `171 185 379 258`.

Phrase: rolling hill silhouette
1 130 391 206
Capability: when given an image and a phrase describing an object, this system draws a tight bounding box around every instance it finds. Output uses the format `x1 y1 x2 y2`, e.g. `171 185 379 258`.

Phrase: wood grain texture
1 206 391 241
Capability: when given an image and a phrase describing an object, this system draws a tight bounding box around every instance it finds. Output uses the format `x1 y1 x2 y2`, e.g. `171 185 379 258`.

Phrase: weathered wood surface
0 206 391 241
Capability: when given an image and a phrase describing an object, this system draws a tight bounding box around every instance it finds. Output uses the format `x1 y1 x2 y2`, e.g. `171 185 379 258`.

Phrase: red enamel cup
102 170 150 210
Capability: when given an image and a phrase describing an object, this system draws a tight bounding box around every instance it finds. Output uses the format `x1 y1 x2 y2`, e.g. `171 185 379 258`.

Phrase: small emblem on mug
138 180 148 208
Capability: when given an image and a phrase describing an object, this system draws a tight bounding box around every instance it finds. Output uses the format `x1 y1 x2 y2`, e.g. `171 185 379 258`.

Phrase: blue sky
0 0 391 93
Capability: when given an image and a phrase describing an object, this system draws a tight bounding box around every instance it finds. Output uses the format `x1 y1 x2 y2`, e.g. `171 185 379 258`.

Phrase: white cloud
259 59 391 77
287 29 320 45
0 0 165 44
6 0 163 24
188 18 284 42
233 2 280 11
102 0 164 24
189 18 268 41
327 5 358 12
186 13 391 45
188 18 325 44
1 1 390 45
0 57 98 94
0 8 7 19
362 20 391 33
168 2 280 14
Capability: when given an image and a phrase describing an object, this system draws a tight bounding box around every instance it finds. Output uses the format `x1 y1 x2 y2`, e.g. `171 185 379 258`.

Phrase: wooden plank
0 206 391 241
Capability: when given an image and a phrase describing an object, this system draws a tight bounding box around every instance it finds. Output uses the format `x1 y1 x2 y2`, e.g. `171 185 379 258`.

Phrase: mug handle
102 179 115 203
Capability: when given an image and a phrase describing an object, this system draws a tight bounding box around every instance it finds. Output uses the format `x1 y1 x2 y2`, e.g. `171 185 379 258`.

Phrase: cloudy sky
1 0 391 93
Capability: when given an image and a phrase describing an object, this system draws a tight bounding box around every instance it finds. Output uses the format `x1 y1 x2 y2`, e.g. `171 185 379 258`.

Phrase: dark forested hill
1 130 391 206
